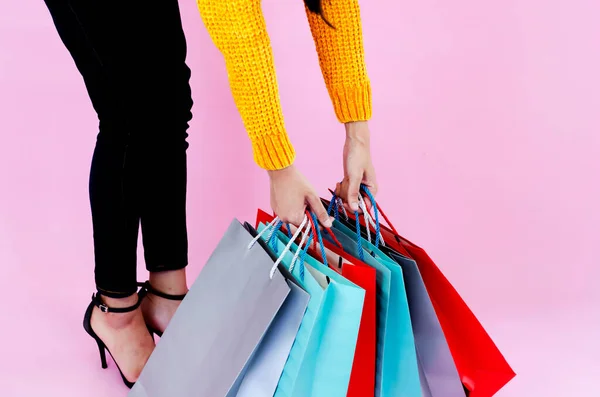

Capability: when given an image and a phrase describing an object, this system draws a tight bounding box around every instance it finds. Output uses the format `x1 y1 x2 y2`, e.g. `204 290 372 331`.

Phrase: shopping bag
129 219 291 397
331 208 464 396
225 222 311 397
325 194 464 396
232 280 309 397
386 249 464 396
316 239 377 397
320 197 391 397
257 209 377 397
257 219 365 397
327 220 422 397
338 194 516 396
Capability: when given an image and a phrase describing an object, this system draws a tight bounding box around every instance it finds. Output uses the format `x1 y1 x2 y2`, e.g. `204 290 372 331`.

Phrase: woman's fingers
306 194 333 228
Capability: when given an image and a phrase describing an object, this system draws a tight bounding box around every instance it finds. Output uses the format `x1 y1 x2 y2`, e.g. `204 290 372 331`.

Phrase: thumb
346 176 361 212
307 194 333 228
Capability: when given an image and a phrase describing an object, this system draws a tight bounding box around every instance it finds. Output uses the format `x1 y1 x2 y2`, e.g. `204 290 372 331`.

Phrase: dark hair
304 0 334 28
304 0 323 15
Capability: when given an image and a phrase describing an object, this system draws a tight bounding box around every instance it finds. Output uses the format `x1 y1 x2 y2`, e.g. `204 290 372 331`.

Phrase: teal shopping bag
322 226 392 397
328 220 422 397
257 222 365 397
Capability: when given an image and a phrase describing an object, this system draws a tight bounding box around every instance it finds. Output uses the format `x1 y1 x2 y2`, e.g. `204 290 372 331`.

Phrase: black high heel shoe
138 281 187 338
82 289 147 389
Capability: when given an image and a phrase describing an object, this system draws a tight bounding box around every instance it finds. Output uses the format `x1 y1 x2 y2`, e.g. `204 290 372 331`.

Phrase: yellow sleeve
305 0 372 123
197 0 295 170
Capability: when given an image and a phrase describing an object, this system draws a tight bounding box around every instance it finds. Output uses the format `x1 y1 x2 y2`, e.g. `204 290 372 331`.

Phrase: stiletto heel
82 288 147 389
138 281 187 338
96 339 108 369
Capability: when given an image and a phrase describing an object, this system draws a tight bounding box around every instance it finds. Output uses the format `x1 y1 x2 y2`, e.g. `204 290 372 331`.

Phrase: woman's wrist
345 121 371 145
267 164 295 180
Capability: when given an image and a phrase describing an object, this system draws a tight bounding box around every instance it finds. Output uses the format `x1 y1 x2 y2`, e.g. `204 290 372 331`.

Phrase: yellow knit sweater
197 0 372 170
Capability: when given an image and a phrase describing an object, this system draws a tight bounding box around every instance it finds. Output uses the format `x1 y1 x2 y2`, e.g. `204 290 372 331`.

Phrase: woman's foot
90 294 155 383
141 269 188 336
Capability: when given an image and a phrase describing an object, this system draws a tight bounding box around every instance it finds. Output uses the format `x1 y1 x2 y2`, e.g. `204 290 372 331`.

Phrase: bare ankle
149 269 188 295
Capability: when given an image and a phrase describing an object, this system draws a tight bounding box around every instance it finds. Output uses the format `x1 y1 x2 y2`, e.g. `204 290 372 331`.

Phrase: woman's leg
132 0 193 334
43 0 172 381
45 0 145 295
47 0 193 296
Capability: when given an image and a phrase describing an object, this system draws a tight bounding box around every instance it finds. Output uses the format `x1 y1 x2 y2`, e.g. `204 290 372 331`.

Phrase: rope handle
248 215 309 279
261 211 333 281
360 185 382 247
326 185 384 254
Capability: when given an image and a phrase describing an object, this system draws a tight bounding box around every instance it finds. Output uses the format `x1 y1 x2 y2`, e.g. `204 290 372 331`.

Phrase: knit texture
306 0 372 123
197 0 372 170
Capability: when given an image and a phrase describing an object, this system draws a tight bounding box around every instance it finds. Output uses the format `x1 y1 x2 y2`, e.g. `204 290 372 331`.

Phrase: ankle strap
92 289 146 314
138 281 187 301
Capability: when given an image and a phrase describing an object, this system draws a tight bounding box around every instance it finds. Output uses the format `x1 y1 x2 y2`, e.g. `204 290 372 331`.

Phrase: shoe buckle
99 304 109 313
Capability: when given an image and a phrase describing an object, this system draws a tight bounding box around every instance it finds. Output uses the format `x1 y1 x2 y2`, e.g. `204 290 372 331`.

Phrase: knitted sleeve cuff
251 132 296 170
329 81 372 123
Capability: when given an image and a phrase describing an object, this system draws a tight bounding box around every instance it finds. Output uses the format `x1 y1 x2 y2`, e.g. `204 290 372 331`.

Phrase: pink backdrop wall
1 0 599 395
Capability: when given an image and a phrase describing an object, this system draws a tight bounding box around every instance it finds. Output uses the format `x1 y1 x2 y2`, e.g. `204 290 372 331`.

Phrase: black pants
44 0 193 297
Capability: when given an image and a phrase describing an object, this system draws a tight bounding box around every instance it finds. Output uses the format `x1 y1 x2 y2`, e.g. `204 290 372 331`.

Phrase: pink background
1 0 599 395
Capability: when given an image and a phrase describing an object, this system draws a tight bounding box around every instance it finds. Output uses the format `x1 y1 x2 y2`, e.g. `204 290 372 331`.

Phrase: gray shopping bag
231 281 309 397
381 248 464 397
129 219 291 397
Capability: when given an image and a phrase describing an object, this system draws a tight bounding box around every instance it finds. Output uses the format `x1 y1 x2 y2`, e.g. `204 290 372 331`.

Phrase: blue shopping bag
326 190 464 397
257 220 365 397
327 220 422 397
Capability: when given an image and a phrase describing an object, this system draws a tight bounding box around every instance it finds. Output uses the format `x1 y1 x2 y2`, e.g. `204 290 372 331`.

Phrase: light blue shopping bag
230 280 310 397
319 224 392 397
257 222 365 397
327 220 422 397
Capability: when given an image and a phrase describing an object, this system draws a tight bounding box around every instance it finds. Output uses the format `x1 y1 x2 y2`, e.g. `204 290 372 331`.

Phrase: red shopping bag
340 200 515 397
256 209 376 397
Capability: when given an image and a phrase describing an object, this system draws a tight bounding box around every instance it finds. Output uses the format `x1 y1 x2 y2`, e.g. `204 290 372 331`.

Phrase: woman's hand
268 165 332 228
336 121 378 212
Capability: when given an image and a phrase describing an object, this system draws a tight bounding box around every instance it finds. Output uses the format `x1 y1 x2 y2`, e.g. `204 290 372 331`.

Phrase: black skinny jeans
44 0 193 297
